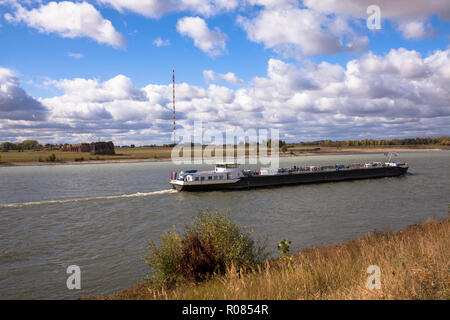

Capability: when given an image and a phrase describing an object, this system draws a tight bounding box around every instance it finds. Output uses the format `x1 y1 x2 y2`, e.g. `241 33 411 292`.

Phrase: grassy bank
0 147 173 163
0 145 446 164
101 217 449 300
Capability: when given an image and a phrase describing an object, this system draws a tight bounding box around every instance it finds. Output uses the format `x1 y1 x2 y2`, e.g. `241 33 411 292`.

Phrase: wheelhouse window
195 177 199 181
208 176 212 180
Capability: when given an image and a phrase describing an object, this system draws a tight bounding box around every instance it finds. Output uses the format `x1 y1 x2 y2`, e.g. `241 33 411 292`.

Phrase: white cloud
237 5 368 57
396 19 435 40
68 52 84 59
0 67 49 121
2 48 449 144
304 0 449 40
48 74 148 103
203 70 243 85
304 0 450 20
98 0 239 18
176 16 227 57
245 0 298 7
42 75 160 124
153 37 170 47
4 1 126 48
207 84 235 104
358 48 429 78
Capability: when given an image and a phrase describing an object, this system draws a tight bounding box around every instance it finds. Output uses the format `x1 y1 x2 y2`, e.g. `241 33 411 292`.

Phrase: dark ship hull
171 166 408 191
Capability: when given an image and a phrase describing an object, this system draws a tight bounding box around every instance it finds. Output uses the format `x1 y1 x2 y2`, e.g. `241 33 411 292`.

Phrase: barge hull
171 166 408 191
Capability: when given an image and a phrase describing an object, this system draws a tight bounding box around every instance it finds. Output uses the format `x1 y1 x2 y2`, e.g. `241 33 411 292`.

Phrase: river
0 151 448 299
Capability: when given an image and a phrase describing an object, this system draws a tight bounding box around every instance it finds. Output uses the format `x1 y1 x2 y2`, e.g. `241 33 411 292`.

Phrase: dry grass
100 217 449 300
0 147 239 163
1 144 446 164
0 147 173 163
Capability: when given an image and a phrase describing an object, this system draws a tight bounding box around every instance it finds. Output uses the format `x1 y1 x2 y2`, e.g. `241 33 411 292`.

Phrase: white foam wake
0 189 177 208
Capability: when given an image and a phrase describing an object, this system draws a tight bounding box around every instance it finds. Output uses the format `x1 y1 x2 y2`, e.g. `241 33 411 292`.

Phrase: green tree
21 140 39 150
1 142 15 152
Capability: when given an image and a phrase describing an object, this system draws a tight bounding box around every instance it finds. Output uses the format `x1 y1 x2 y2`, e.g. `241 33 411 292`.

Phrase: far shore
0 147 443 167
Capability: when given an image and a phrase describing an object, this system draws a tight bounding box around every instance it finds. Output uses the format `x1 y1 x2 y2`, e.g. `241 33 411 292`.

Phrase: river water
0 151 449 299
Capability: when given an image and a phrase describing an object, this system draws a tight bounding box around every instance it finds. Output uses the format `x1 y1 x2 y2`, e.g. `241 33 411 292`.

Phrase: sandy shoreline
0 148 443 167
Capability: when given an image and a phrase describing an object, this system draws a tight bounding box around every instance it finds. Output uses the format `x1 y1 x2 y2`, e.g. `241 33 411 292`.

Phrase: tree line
0 140 42 152
297 136 450 147
1 136 449 152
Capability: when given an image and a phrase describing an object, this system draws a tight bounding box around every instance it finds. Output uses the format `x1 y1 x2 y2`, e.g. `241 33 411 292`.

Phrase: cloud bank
1 47 449 144
0 67 49 121
237 3 369 57
304 0 450 40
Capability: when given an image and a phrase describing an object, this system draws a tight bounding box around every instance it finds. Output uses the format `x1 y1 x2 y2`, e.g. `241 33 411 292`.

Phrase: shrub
145 211 267 287
277 238 292 261
178 232 219 282
187 211 267 272
74 157 84 162
145 228 183 287
46 153 56 162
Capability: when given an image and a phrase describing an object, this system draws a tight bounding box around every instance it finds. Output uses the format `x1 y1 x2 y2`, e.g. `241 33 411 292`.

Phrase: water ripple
0 189 177 208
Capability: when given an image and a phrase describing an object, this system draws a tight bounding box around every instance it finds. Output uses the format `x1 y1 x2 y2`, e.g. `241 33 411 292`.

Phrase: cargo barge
169 159 409 192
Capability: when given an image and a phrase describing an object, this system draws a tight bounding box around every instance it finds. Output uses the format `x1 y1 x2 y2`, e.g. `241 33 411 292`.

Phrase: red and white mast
172 65 176 145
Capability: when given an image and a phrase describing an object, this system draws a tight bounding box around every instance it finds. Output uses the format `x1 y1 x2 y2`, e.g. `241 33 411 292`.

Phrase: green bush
277 238 292 261
178 231 219 282
74 157 84 162
187 211 267 271
145 211 267 287
145 228 184 287
46 153 56 162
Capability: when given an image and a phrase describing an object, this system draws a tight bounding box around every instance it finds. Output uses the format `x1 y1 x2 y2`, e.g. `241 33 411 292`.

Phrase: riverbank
0 147 444 167
98 217 449 300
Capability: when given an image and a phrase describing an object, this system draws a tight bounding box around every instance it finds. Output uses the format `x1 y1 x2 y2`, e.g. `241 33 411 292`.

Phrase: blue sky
0 0 449 145
1 4 273 95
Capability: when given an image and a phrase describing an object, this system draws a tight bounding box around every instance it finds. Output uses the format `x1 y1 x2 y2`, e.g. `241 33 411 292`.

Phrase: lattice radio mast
172 65 176 145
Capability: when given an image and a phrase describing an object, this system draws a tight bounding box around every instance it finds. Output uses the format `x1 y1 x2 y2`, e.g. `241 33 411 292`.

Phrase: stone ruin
90 141 115 155
62 141 115 155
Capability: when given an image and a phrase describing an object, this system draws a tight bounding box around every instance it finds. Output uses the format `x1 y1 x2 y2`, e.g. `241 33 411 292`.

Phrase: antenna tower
172 66 176 145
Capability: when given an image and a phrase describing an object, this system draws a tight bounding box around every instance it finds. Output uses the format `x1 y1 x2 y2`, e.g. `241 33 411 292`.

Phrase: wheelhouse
170 163 244 186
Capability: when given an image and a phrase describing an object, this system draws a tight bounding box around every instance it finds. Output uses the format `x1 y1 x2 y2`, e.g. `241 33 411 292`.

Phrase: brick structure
62 141 115 155
67 143 90 152
90 141 115 155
